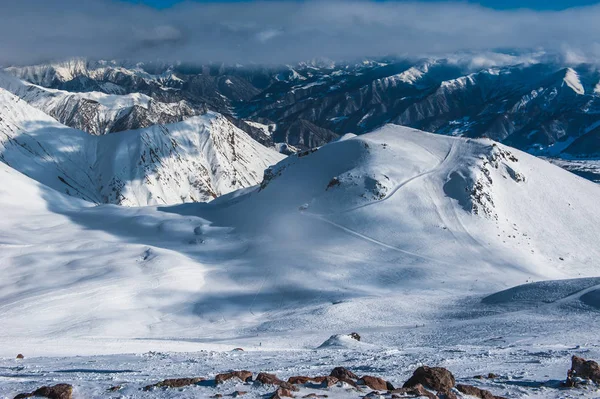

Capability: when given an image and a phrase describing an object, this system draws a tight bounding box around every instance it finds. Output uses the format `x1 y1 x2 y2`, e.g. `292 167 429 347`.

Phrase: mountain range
4 55 600 184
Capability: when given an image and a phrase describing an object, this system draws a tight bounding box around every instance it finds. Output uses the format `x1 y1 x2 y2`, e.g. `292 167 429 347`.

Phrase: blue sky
125 0 600 11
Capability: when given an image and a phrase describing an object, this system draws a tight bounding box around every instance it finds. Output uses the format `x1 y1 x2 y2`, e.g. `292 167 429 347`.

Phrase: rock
330 367 358 380
107 385 122 392
269 387 295 398
456 384 507 399
212 395 223 398
567 355 600 386
14 384 73 399
143 377 204 391
357 376 394 391
474 373 499 379
16 354 24 359
256 373 298 391
301 394 328 398
349 332 361 341
256 372 283 386
232 391 247 397
403 366 455 393
288 376 313 385
316 376 339 388
391 384 436 399
215 371 253 384
232 348 245 352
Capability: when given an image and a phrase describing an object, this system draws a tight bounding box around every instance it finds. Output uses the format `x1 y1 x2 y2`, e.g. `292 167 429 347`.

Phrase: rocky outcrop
403 366 456 393
566 355 600 386
456 384 507 399
14 384 73 399
143 377 204 390
357 376 394 391
215 370 253 384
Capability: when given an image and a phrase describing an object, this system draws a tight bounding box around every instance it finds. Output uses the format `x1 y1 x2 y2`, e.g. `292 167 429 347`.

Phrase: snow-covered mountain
7 56 600 184
0 72 199 135
1 124 598 355
0 87 284 205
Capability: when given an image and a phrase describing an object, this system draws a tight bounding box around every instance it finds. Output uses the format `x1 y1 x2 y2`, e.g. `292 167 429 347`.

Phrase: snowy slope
0 124 599 357
0 72 198 135
0 87 284 205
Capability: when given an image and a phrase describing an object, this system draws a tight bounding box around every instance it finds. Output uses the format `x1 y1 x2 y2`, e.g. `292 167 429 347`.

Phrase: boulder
358 375 394 391
269 387 295 398
350 332 361 341
456 384 507 399
16 354 24 359
330 367 358 380
403 366 455 392
391 384 436 399
215 371 253 384
287 376 313 385
567 355 600 386
256 373 298 391
143 377 204 391
14 384 73 399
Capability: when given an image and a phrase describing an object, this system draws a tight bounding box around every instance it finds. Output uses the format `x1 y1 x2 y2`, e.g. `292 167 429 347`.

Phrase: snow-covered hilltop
1 125 599 355
0 86 283 205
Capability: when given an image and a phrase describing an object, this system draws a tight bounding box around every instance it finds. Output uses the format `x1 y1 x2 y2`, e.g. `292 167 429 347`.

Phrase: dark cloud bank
1 0 600 66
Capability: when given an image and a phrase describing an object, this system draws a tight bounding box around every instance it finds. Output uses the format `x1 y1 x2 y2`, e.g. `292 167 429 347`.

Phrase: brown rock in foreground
215 370 253 384
269 386 295 398
403 366 456 393
255 373 298 391
391 384 436 399
567 355 600 386
143 377 204 391
16 354 24 359
330 367 359 380
456 384 507 399
14 384 73 399
357 375 394 391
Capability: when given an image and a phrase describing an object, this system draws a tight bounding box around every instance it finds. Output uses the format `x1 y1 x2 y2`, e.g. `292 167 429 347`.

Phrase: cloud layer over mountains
2 0 600 65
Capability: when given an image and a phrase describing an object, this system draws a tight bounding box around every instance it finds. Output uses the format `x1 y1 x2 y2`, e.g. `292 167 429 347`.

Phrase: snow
1 123 600 397
0 87 284 205
563 68 585 95
0 72 195 135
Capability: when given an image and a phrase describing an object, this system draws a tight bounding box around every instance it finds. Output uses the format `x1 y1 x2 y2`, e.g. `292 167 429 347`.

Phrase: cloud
2 0 600 66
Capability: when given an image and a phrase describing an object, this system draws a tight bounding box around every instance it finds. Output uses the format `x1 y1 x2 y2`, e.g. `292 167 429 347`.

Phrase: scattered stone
316 376 339 388
16 354 24 359
270 387 295 398
357 375 394 391
215 371 253 384
107 385 122 392
14 384 73 399
256 373 298 391
326 177 341 190
474 373 499 379
288 376 313 385
330 367 358 380
349 332 361 341
403 366 455 393
391 384 436 399
567 355 600 386
143 377 204 391
456 384 507 399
